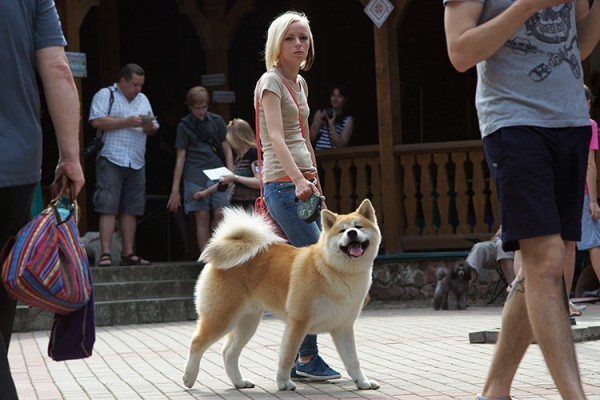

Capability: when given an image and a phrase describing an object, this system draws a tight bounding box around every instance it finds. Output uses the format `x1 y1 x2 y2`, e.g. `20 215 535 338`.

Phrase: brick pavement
8 302 600 399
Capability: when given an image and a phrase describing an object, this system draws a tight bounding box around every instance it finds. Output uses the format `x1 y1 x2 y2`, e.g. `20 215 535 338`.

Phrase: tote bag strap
274 71 307 140
254 80 265 200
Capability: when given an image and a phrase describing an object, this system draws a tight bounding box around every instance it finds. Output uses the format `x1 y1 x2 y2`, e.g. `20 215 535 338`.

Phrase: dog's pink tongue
348 243 364 257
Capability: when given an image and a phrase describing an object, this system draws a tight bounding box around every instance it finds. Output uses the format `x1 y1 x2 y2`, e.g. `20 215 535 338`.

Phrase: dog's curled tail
199 207 286 269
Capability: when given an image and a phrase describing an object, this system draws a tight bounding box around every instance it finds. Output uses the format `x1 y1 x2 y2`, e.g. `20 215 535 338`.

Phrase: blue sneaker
295 355 341 381
290 365 309 381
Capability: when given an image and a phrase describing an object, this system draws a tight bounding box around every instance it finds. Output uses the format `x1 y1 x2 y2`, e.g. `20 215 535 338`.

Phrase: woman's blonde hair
264 11 314 71
226 118 256 151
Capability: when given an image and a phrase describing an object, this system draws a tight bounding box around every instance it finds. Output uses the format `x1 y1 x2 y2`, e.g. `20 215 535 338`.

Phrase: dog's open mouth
342 241 369 258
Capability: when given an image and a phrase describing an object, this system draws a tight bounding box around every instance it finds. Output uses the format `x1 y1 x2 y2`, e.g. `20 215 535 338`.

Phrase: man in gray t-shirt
0 1 85 398
444 1 600 399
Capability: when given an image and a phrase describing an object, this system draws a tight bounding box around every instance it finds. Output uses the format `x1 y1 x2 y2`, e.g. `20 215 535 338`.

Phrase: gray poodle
432 265 471 310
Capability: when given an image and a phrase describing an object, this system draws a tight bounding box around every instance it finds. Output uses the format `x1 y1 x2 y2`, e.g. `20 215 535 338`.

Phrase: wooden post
175 0 255 121
366 0 412 253
55 0 88 231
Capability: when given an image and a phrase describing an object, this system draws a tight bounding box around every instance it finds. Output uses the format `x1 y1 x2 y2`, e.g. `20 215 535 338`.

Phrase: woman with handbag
167 86 234 256
253 11 340 382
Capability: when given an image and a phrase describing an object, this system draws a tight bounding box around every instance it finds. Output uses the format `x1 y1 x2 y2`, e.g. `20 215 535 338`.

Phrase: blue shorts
93 157 146 215
483 126 590 251
183 179 230 213
577 193 600 250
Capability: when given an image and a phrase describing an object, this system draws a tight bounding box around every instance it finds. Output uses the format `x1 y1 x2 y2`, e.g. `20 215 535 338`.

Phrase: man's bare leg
194 210 210 255
481 274 531 398
564 241 577 297
521 235 584 399
482 235 584 399
120 214 138 256
499 259 516 285
99 213 116 255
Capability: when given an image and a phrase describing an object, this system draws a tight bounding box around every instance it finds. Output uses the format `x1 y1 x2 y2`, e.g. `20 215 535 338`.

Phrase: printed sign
201 73 226 87
212 91 236 104
65 52 87 78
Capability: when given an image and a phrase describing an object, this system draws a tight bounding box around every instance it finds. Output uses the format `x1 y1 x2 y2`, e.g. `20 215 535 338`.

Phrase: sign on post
364 0 394 29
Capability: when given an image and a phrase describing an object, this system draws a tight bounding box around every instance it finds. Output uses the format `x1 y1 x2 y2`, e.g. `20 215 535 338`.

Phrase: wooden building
45 0 600 259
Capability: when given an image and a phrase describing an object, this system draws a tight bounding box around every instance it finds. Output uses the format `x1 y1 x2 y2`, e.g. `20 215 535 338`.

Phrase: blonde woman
254 11 340 381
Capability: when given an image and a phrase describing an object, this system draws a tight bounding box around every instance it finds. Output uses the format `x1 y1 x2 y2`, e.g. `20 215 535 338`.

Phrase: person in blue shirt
0 1 85 398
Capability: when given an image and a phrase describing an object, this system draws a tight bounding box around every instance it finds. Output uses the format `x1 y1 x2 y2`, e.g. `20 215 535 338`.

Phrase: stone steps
12 262 202 332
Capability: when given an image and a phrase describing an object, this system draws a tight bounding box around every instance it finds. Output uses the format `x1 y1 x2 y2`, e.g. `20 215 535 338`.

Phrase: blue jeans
264 181 320 356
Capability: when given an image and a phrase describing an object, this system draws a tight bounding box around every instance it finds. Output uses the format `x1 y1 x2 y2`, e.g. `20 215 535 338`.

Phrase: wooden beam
390 0 411 29
97 0 120 86
175 0 255 120
78 0 99 29
371 0 404 253
55 0 90 231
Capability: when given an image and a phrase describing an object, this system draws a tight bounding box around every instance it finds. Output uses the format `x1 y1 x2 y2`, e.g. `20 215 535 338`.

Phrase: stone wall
371 256 506 306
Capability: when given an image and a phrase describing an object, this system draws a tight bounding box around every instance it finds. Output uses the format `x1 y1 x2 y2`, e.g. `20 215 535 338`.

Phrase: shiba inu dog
182 199 381 391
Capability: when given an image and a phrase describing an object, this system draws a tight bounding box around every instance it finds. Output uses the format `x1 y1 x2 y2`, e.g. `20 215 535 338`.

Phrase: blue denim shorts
483 125 590 251
183 179 230 213
577 193 600 250
263 181 321 247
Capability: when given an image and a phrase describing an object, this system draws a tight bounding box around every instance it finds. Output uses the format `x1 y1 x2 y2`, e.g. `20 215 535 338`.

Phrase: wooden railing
315 140 499 253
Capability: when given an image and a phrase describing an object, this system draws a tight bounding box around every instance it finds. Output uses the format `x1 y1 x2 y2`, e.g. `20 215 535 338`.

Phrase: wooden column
97 0 121 85
175 0 254 121
361 0 411 253
55 0 89 231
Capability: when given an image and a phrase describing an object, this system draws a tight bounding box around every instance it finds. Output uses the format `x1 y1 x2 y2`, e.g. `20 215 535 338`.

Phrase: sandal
98 253 112 267
119 253 151 266
569 302 582 317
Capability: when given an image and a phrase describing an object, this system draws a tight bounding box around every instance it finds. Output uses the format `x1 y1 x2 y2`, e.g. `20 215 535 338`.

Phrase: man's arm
90 115 143 131
36 46 84 197
575 0 600 60
444 0 571 72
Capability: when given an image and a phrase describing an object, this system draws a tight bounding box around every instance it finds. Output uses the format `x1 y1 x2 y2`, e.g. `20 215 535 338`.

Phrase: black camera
324 108 334 119
84 136 104 159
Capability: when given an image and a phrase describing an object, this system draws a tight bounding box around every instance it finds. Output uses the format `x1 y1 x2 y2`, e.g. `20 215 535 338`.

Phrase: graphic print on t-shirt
504 4 580 82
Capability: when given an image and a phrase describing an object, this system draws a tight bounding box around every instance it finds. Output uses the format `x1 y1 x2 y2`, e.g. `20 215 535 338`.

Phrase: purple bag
47 290 96 361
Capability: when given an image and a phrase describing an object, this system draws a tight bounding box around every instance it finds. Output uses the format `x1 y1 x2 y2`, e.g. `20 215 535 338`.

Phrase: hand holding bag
1 177 93 315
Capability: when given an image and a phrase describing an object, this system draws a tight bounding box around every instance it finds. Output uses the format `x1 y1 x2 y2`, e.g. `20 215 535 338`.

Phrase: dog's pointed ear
321 209 337 231
356 199 377 223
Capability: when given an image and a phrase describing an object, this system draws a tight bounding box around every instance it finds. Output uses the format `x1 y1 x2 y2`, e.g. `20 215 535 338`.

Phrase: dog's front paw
277 378 297 391
182 354 201 388
355 378 380 390
233 378 255 389
182 369 198 388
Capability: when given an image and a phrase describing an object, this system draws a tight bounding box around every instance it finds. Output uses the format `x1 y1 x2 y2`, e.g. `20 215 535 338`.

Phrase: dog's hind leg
331 326 379 390
222 312 262 389
182 316 234 388
458 289 468 310
447 289 459 310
